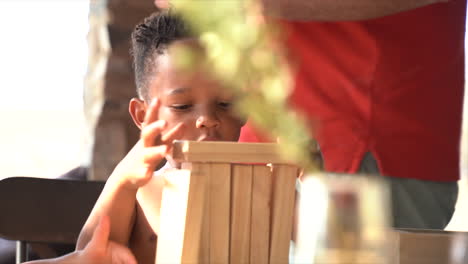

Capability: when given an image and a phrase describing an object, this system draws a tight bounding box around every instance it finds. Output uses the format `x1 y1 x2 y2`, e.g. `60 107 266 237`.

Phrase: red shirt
240 1 466 181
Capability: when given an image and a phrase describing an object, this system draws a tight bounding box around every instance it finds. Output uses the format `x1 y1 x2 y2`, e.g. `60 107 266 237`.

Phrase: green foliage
172 0 320 172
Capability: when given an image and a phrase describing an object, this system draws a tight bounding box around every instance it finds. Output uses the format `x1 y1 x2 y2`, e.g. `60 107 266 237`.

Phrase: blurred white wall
0 0 89 179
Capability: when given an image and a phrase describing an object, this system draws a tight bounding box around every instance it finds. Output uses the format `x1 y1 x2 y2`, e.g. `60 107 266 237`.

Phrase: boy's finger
141 120 167 147
143 98 161 126
142 145 169 181
143 145 169 165
161 123 185 143
88 215 110 250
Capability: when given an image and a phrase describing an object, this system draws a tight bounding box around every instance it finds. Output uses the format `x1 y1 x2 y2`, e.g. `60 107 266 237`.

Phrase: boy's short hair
131 11 192 99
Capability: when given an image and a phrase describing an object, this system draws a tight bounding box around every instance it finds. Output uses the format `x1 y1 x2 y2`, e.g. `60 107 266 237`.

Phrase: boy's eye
218 101 232 109
170 104 192 111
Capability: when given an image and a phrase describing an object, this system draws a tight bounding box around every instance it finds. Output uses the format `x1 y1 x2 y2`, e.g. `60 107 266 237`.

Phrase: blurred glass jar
292 174 394 264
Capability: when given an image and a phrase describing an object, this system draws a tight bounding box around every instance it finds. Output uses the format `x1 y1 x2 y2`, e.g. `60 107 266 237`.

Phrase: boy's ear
129 98 147 130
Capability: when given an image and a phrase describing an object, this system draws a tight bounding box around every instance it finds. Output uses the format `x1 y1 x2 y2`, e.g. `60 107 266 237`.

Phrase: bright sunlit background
0 0 466 231
0 0 89 178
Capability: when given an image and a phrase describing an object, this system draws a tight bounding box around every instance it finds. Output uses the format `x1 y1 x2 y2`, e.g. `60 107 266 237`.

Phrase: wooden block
230 164 253 263
269 165 298 264
155 169 191 264
250 165 273 264
172 140 300 164
181 162 211 263
210 163 231 263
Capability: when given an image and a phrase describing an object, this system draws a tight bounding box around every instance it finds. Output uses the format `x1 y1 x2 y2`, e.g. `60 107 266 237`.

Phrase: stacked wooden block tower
155 141 300 264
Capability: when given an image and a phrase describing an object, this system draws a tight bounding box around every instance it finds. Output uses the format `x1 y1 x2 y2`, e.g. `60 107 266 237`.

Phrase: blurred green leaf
172 0 320 172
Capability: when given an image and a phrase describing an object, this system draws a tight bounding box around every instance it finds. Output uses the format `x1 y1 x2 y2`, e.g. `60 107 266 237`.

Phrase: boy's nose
196 112 220 129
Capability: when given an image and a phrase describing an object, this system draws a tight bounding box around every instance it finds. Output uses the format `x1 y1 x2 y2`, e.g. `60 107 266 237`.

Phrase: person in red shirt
241 0 465 229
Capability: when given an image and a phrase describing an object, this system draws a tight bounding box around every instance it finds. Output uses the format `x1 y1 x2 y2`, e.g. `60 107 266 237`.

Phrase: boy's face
141 41 244 142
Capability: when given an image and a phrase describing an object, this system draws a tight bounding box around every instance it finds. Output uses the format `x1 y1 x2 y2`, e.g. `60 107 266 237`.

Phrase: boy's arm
76 142 145 249
261 0 448 21
76 99 184 250
76 142 152 250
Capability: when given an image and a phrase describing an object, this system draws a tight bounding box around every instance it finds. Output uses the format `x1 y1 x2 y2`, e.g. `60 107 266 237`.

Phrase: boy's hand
140 98 184 179
114 98 184 190
79 215 137 264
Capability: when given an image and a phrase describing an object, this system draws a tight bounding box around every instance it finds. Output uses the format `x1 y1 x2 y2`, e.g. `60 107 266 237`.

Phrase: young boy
75 10 245 263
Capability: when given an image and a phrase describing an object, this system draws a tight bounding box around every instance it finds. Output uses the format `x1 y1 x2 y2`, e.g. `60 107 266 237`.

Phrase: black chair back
0 177 104 263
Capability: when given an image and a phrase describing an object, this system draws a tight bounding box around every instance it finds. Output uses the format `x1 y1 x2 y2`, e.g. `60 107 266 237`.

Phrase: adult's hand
78 215 137 264
24 216 137 264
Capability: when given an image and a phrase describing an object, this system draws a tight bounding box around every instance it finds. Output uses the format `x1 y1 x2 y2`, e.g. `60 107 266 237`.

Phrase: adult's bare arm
262 0 449 21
